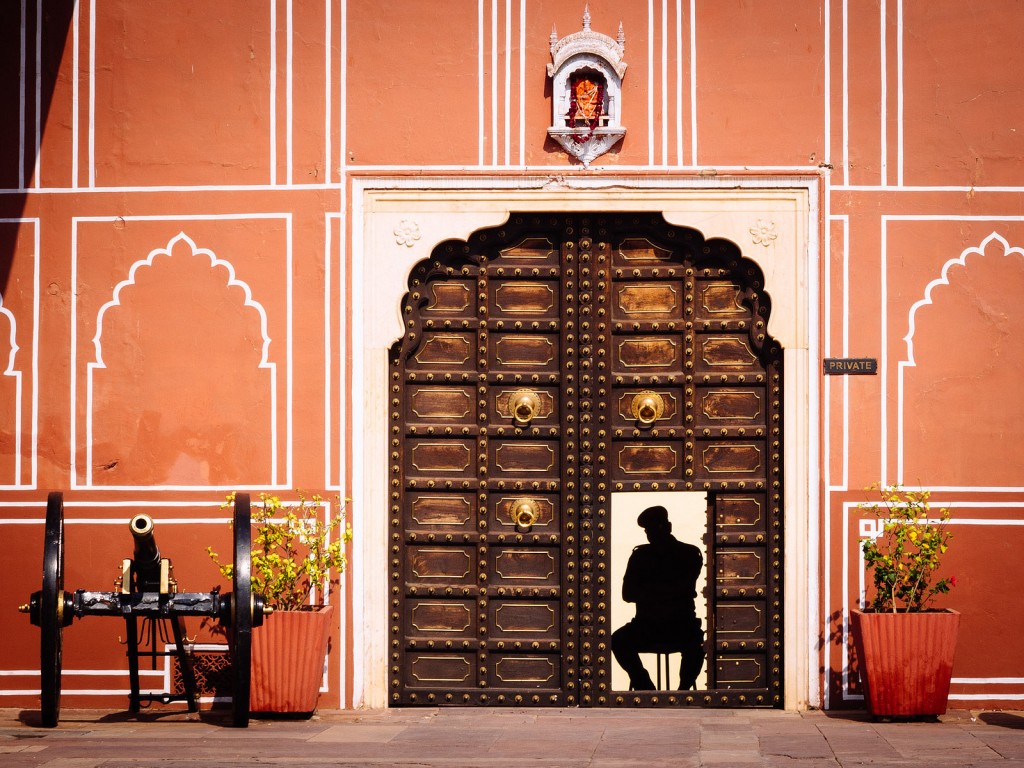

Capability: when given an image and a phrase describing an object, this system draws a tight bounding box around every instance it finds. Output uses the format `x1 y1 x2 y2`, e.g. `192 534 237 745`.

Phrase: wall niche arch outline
0 293 23 487
898 231 1024 488
86 231 280 489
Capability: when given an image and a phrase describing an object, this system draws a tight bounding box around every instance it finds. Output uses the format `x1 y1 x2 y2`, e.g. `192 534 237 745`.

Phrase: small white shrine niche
547 6 627 167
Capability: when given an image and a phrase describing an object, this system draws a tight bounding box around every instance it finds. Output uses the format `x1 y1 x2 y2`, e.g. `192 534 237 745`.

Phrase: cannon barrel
129 514 162 585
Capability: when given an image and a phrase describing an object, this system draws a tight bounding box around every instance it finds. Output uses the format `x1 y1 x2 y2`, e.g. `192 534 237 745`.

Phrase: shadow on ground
980 712 1024 730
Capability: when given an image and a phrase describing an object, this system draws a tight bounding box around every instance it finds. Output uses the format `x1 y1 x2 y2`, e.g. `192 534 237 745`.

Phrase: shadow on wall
0 1 76 293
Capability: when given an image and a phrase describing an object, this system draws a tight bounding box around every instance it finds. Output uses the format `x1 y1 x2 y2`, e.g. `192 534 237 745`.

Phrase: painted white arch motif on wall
898 231 1024 488
0 293 23 486
86 231 279 487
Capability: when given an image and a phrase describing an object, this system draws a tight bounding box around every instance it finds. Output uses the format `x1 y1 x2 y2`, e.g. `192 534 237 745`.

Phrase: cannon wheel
40 492 66 728
231 493 253 728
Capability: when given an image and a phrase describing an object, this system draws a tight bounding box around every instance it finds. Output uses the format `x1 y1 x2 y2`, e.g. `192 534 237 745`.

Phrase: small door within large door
388 213 783 708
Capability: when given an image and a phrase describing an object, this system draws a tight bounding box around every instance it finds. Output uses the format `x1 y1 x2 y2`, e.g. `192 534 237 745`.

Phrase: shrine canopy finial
547 7 626 79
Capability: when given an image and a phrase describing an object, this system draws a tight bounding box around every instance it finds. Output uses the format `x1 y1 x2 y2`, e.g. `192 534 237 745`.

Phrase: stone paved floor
1 707 1024 767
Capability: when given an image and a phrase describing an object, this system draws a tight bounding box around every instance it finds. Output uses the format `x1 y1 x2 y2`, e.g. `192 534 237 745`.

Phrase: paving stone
697 756 761 767
760 733 835 759
0 744 47 753
701 733 759 749
306 724 407 742
591 741 700 761
980 734 1024 759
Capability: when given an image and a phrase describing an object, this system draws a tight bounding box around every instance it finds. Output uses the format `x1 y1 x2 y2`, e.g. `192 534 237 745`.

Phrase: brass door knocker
630 390 664 427
511 390 541 426
512 498 538 530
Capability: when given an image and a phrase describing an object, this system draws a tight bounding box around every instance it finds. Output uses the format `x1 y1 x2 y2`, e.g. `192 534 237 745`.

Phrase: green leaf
206 490 353 611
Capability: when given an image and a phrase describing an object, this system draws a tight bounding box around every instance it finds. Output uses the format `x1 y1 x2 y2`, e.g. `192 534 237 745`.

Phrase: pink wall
1 0 1022 712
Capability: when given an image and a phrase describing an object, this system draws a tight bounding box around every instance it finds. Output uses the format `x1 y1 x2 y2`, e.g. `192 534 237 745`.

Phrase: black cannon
19 492 268 727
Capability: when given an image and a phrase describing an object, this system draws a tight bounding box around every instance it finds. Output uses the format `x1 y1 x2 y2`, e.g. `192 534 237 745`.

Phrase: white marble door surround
349 175 820 710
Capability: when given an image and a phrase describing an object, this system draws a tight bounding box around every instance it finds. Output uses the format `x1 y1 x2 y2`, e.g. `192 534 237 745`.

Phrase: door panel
488 656 560 688
489 334 560 372
405 385 476 424
488 440 560 477
613 282 685 321
491 548 559 585
390 213 783 708
422 281 476 316
408 332 476 368
613 336 685 372
490 280 560 318
615 442 684 476
697 389 764 425
407 600 475 635
406 493 476 530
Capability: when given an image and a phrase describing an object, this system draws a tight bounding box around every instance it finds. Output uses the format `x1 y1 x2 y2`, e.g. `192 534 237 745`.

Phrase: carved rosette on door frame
388 213 784 708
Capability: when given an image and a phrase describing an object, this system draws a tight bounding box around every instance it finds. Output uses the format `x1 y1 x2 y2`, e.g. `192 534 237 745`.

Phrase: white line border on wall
80 0 285 189
69 213 294 492
0 218 39 490
881 215 1024 493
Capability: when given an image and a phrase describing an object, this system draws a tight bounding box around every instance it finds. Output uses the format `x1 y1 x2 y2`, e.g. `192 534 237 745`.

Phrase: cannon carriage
19 492 268 727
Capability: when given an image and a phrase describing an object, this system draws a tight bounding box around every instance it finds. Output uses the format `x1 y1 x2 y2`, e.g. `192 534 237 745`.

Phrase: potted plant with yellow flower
208 491 352 714
851 485 958 718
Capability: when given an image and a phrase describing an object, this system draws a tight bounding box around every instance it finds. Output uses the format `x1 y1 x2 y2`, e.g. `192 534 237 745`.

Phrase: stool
653 652 679 690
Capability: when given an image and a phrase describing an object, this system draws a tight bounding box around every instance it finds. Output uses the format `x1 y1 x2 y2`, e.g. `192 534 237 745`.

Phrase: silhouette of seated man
611 504 705 691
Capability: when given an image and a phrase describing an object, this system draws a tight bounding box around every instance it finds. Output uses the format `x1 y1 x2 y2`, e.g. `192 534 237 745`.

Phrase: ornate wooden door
388 213 783 708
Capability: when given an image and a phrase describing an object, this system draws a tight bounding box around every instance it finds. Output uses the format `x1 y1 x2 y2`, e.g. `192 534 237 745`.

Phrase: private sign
823 358 877 375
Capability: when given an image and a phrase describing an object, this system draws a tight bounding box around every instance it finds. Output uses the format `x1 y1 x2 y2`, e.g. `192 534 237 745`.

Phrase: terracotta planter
251 605 333 714
850 609 960 718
